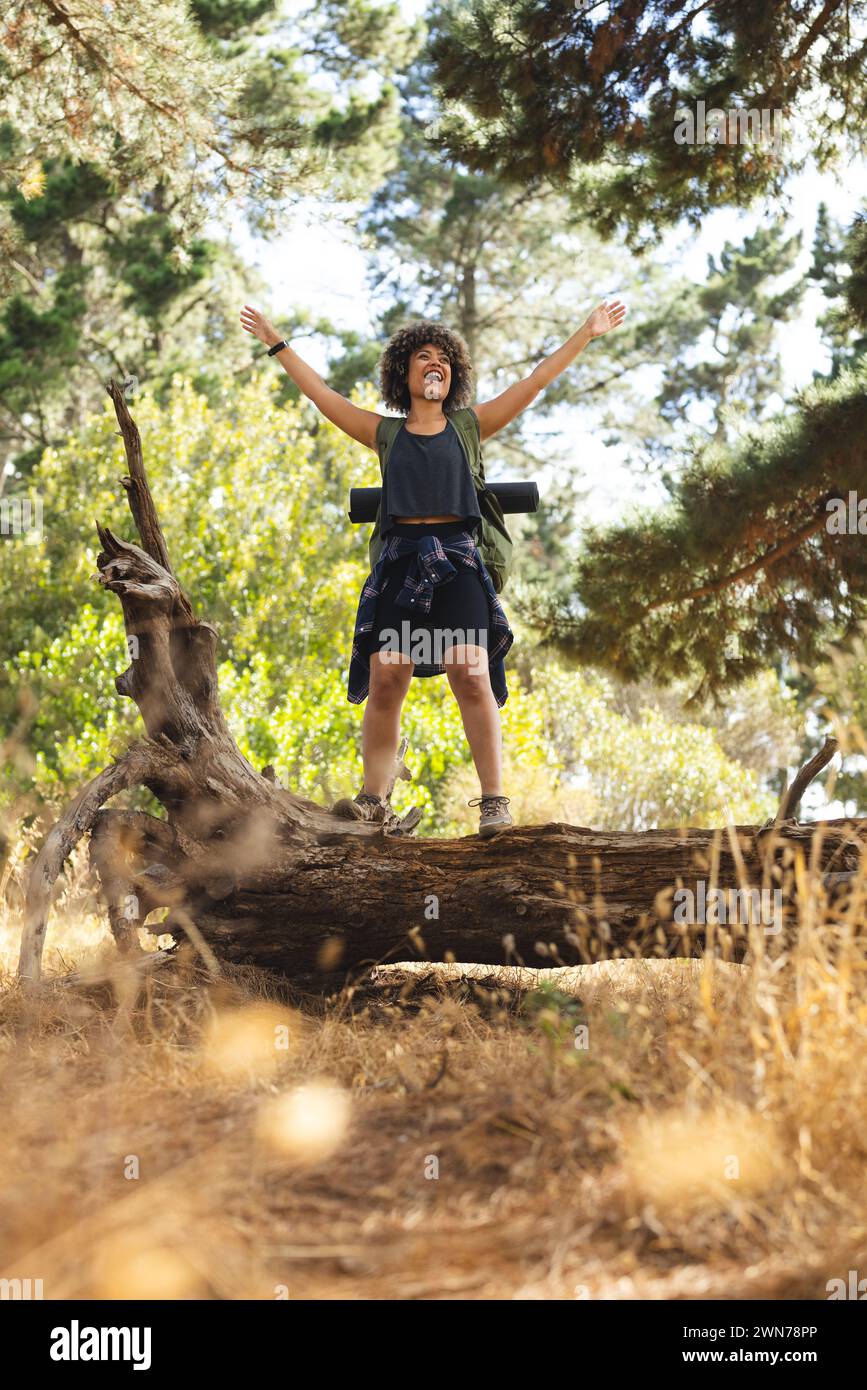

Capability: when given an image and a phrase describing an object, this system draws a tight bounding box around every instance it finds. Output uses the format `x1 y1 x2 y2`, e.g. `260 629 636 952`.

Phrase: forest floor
1 838 866 1302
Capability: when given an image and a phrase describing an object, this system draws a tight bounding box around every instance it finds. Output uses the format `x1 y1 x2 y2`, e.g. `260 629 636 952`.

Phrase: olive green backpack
367 408 514 593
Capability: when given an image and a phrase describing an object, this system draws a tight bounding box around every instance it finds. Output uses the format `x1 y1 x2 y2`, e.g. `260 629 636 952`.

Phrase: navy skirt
368 520 490 661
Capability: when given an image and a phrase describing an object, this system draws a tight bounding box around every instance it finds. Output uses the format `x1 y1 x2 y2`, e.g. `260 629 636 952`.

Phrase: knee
447 652 491 700
370 655 411 704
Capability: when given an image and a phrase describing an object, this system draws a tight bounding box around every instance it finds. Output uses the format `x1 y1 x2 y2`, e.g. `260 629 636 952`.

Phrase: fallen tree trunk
153 818 867 976
17 383 867 984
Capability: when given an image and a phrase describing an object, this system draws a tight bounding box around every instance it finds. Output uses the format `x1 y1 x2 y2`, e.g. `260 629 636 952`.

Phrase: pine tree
531 233 867 700
641 220 807 487
809 203 867 379
427 0 866 244
0 0 417 477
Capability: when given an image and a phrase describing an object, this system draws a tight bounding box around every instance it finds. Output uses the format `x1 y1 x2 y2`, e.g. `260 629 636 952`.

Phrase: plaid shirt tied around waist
347 531 514 708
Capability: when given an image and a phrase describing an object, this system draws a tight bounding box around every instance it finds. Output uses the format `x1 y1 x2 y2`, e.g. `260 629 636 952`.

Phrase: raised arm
240 306 382 451
473 299 626 442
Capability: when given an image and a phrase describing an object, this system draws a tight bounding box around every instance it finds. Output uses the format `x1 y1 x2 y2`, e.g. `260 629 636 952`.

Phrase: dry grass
2 828 867 1301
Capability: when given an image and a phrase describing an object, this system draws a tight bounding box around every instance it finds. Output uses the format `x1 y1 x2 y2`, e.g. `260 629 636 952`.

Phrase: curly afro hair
378 320 474 415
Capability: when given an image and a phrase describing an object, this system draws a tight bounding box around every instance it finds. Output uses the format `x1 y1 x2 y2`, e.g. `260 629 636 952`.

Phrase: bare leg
362 651 414 797
444 645 502 795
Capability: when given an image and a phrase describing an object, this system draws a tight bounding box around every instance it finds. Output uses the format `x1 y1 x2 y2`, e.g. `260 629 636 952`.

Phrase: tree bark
18 383 867 984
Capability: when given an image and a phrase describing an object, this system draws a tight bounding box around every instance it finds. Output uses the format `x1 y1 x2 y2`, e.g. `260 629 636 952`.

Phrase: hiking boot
332 790 389 822
468 794 513 838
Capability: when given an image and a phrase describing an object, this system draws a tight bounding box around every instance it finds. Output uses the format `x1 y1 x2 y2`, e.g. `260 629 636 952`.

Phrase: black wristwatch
267 340 289 356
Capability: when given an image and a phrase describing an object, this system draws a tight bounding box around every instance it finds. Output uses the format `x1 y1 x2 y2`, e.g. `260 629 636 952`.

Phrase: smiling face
408 342 452 404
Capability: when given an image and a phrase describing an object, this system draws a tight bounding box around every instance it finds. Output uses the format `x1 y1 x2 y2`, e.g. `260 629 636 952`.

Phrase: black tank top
381 419 482 537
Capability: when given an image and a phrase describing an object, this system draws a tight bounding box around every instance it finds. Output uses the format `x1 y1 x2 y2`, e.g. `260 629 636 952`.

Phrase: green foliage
522 985 588 1059
0 2 857 847
10 606 141 800
105 216 215 327
812 629 867 816
1 373 780 836
521 982 586 1031
0 268 89 408
0 0 413 236
532 667 774 830
0 0 417 475
651 221 805 470
605 668 802 791
190 0 280 39
530 363 867 700
4 160 114 242
356 78 705 461
809 205 867 378
427 0 865 244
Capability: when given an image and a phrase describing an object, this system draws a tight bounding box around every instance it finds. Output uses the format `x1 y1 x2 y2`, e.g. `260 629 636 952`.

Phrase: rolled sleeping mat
487 481 541 514
348 480 539 523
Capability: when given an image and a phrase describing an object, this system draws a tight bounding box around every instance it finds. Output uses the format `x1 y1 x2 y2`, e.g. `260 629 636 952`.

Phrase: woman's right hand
241 304 382 451
240 305 282 348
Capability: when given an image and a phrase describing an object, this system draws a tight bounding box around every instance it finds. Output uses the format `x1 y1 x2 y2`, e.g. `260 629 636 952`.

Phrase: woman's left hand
584 299 627 339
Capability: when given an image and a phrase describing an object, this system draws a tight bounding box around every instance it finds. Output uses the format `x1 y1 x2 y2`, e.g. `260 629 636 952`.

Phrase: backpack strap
448 407 484 485
375 414 404 479
449 408 514 593
368 415 403 572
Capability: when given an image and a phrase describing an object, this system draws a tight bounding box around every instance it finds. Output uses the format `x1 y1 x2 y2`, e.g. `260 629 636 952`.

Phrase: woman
240 300 626 836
